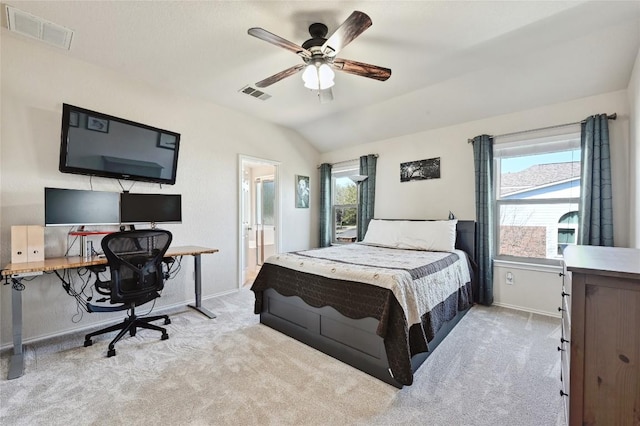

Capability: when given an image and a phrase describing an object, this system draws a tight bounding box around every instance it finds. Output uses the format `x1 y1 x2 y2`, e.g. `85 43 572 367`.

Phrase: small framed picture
86 116 109 133
295 175 310 208
157 133 177 150
69 111 79 127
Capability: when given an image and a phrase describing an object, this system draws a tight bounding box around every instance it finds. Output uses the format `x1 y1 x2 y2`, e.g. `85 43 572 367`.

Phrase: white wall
628 47 640 248
0 36 320 347
493 263 563 317
321 90 631 316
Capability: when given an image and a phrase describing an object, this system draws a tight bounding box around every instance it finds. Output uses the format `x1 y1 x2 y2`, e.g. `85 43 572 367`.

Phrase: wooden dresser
561 245 640 426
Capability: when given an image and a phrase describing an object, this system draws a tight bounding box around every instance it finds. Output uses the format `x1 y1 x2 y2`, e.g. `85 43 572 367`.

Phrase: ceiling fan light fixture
302 63 335 90
301 65 317 89
318 63 335 89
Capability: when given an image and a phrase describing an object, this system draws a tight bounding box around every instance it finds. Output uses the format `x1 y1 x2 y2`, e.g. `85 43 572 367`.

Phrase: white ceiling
3 1 639 152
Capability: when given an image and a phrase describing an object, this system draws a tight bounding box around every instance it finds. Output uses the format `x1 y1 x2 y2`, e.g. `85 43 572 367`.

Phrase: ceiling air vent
238 85 271 101
6 5 74 50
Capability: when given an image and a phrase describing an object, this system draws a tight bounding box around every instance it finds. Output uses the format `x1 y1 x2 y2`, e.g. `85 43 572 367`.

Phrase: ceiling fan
248 11 391 102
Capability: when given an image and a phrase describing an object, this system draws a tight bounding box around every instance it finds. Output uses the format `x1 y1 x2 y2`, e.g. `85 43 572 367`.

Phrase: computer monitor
120 193 182 224
45 187 120 226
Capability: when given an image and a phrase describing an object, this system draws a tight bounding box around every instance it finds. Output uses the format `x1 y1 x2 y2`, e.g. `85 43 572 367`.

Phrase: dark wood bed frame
257 220 477 388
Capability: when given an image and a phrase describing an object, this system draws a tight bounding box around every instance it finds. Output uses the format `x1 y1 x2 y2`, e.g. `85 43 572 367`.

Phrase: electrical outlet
506 271 514 285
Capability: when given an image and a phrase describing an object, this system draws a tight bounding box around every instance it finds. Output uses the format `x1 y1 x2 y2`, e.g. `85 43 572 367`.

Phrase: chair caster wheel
161 334 169 341
107 349 116 357
84 339 93 347
164 318 171 325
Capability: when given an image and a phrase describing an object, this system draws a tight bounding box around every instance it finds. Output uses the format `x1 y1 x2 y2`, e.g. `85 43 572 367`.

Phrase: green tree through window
335 179 357 227
331 162 359 243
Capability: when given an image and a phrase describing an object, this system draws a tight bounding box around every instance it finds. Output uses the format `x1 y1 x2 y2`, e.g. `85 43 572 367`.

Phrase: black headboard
455 220 477 265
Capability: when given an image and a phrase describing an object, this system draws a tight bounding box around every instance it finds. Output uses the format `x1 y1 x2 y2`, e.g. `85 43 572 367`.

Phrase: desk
1 245 219 380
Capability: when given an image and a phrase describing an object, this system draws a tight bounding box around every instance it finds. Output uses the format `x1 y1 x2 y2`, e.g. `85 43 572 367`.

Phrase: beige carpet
0 288 564 425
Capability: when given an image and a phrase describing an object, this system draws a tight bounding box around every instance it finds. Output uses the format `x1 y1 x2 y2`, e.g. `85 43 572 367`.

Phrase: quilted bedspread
251 243 473 385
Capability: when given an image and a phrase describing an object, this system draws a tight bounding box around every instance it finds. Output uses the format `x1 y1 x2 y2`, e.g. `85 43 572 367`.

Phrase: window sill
494 257 563 274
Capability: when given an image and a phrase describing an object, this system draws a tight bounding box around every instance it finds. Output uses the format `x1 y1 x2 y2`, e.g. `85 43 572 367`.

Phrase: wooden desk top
1 246 219 277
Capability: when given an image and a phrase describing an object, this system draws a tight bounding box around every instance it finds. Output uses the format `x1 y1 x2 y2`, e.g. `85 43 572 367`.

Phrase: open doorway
238 155 280 288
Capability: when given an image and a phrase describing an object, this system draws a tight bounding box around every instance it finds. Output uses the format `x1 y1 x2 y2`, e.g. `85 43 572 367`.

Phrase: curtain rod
467 113 617 143
317 154 379 169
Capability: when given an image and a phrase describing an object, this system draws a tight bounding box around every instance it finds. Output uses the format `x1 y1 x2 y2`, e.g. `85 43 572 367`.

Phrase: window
557 211 578 255
494 129 581 261
331 161 359 244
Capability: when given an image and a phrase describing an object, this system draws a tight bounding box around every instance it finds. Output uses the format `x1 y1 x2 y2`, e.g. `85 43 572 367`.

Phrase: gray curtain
472 135 494 306
578 114 614 246
357 155 377 241
319 163 332 247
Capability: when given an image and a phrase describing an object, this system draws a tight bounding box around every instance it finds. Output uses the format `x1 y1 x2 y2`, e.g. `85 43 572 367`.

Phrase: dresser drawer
560 348 570 425
561 295 570 334
560 305 570 393
562 269 572 319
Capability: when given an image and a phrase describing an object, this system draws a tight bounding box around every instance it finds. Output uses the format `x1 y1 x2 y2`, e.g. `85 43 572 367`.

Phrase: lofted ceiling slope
2 1 639 152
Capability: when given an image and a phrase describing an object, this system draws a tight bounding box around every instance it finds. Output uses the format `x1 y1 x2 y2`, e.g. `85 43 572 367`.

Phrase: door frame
238 154 281 289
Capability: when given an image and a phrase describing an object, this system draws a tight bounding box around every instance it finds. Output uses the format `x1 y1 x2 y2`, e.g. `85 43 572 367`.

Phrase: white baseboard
492 301 560 319
0 289 242 352
203 288 239 300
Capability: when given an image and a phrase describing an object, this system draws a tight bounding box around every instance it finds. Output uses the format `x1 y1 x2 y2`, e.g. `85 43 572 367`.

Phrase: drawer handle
560 390 569 397
558 307 565 312
562 291 570 297
560 338 570 344
557 346 565 352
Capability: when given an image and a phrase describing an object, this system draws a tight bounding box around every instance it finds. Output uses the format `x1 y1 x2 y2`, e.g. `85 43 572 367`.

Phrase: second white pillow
362 219 457 252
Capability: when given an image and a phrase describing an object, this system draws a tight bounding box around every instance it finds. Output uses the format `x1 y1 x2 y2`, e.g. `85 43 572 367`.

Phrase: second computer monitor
45 187 120 226
120 193 182 224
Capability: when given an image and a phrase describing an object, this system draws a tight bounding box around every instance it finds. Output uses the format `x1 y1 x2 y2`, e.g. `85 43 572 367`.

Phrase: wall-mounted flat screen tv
60 104 181 185
120 193 182 224
45 187 120 227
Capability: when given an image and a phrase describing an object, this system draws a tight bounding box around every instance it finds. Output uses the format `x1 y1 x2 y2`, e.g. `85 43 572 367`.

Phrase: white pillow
362 219 457 252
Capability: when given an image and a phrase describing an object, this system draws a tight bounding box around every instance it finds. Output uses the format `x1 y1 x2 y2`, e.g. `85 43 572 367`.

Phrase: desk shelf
68 231 113 237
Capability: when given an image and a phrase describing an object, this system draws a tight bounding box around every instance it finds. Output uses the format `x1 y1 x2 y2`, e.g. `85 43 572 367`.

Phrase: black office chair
84 229 173 357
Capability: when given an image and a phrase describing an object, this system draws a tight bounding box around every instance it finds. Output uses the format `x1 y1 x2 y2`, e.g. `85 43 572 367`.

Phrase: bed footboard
260 287 470 388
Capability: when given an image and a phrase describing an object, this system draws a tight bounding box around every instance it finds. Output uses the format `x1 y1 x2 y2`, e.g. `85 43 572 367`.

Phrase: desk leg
8 278 25 380
187 254 216 319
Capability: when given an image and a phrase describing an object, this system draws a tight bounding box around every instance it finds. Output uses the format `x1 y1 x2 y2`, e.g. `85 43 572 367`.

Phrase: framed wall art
295 175 309 208
69 111 79 127
400 157 440 182
86 116 109 133
157 133 177 150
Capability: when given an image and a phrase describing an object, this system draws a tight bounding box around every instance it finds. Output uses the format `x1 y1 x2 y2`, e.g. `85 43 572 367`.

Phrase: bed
251 219 477 388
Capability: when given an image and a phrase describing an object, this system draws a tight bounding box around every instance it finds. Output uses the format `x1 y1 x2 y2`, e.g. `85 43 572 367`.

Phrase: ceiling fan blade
318 88 334 104
255 64 306 88
248 27 312 58
321 11 372 57
332 58 391 81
